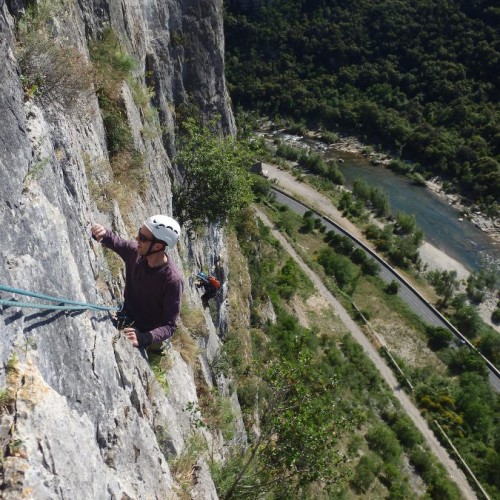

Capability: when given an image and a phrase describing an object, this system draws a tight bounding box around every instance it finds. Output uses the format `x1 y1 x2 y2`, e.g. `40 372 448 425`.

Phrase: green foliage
448 347 488 377
351 452 382 493
390 416 423 449
0 389 14 414
427 270 460 307
389 159 413 174
89 29 147 195
148 352 169 393
220 345 344 499
426 326 453 350
297 151 345 185
394 212 417 235
317 247 360 294
409 447 462 499
456 372 495 439
198 388 236 441
452 305 483 339
385 280 400 295
477 330 500 366
344 179 390 217
299 214 315 233
365 224 381 240
169 434 207 491
387 231 422 268
361 258 381 276
276 258 312 300
173 117 254 227
275 141 301 161
16 0 93 109
90 27 136 97
466 269 498 304
250 175 271 200
276 207 301 236
235 199 498 498
366 423 402 463
408 172 427 186
225 0 500 210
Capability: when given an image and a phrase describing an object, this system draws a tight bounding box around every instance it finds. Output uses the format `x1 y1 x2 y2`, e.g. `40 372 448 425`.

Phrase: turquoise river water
336 151 498 273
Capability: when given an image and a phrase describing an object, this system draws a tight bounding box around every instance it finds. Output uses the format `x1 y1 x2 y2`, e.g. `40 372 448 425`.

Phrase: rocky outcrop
0 0 239 497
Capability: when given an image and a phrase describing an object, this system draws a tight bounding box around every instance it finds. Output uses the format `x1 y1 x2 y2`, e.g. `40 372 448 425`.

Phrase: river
336 151 498 273
272 133 499 274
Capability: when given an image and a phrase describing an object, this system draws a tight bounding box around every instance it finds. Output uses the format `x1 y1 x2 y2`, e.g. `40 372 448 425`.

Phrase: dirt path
255 207 477 500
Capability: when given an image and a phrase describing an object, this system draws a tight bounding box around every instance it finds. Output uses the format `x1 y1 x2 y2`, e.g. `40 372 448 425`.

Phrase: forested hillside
224 0 499 213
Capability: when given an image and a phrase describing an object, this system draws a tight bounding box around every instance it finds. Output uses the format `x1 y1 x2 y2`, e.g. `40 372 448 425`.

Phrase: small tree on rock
174 117 254 228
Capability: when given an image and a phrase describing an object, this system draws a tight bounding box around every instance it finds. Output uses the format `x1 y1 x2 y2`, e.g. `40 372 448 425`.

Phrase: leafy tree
427 270 460 307
388 235 419 268
222 346 344 499
455 372 494 439
251 175 271 199
351 248 367 265
351 452 382 493
365 224 381 240
174 117 254 227
277 209 299 236
353 179 371 201
276 258 301 299
452 305 483 339
361 258 381 276
390 416 423 449
426 326 453 350
317 247 360 293
386 280 400 295
477 330 500 366
366 423 402 463
299 214 315 233
338 191 353 212
492 309 500 324
371 188 390 217
448 347 488 377
394 212 416 235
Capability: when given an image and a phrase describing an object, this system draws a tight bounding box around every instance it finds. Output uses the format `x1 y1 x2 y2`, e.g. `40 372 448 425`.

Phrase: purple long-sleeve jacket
101 229 183 345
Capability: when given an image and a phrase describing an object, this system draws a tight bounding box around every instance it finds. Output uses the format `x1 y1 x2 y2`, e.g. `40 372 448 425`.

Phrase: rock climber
91 215 183 354
195 271 220 308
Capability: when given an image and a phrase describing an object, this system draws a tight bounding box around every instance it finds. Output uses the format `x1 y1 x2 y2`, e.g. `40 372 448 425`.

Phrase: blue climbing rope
0 284 119 313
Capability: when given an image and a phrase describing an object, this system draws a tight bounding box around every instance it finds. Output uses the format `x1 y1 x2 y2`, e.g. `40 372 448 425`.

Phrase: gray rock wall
0 0 238 497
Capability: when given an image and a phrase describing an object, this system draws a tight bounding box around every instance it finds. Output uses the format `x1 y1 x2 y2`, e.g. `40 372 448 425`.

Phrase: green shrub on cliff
173 117 255 228
16 0 93 108
90 28 149 196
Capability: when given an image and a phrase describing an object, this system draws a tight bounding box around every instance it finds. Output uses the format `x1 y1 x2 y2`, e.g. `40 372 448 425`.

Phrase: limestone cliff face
0 0 240 498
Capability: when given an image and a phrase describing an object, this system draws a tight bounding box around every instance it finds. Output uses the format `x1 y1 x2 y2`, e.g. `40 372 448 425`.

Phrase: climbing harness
0 284 119 313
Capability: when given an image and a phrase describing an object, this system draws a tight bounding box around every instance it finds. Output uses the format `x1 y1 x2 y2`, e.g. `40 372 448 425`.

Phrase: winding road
255 207 478 499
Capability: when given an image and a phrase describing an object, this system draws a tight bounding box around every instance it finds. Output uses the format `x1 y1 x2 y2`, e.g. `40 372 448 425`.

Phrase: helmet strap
145 241 166 256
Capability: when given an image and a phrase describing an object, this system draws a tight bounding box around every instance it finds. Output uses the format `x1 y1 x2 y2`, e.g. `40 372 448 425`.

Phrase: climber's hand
124 327 139 347
91 223 106 242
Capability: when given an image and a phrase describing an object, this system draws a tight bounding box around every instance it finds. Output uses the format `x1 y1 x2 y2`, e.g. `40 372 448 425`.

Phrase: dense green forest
224 0 500 213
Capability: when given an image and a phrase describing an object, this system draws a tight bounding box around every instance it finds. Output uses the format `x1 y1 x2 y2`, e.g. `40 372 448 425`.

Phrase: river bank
264 160 470 279
325 134 500 247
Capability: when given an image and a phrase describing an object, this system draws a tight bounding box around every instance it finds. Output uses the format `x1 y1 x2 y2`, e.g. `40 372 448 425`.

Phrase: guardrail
270 186 500 382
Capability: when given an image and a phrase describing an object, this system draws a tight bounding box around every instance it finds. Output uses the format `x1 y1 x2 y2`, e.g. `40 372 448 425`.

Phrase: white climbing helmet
144 215 181 250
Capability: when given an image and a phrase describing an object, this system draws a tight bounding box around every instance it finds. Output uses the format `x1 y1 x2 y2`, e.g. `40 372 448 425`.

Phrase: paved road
255 208 478 500
266 165 500 392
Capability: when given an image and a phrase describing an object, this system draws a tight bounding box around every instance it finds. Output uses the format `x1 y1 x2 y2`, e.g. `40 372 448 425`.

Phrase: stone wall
0 0 240 497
